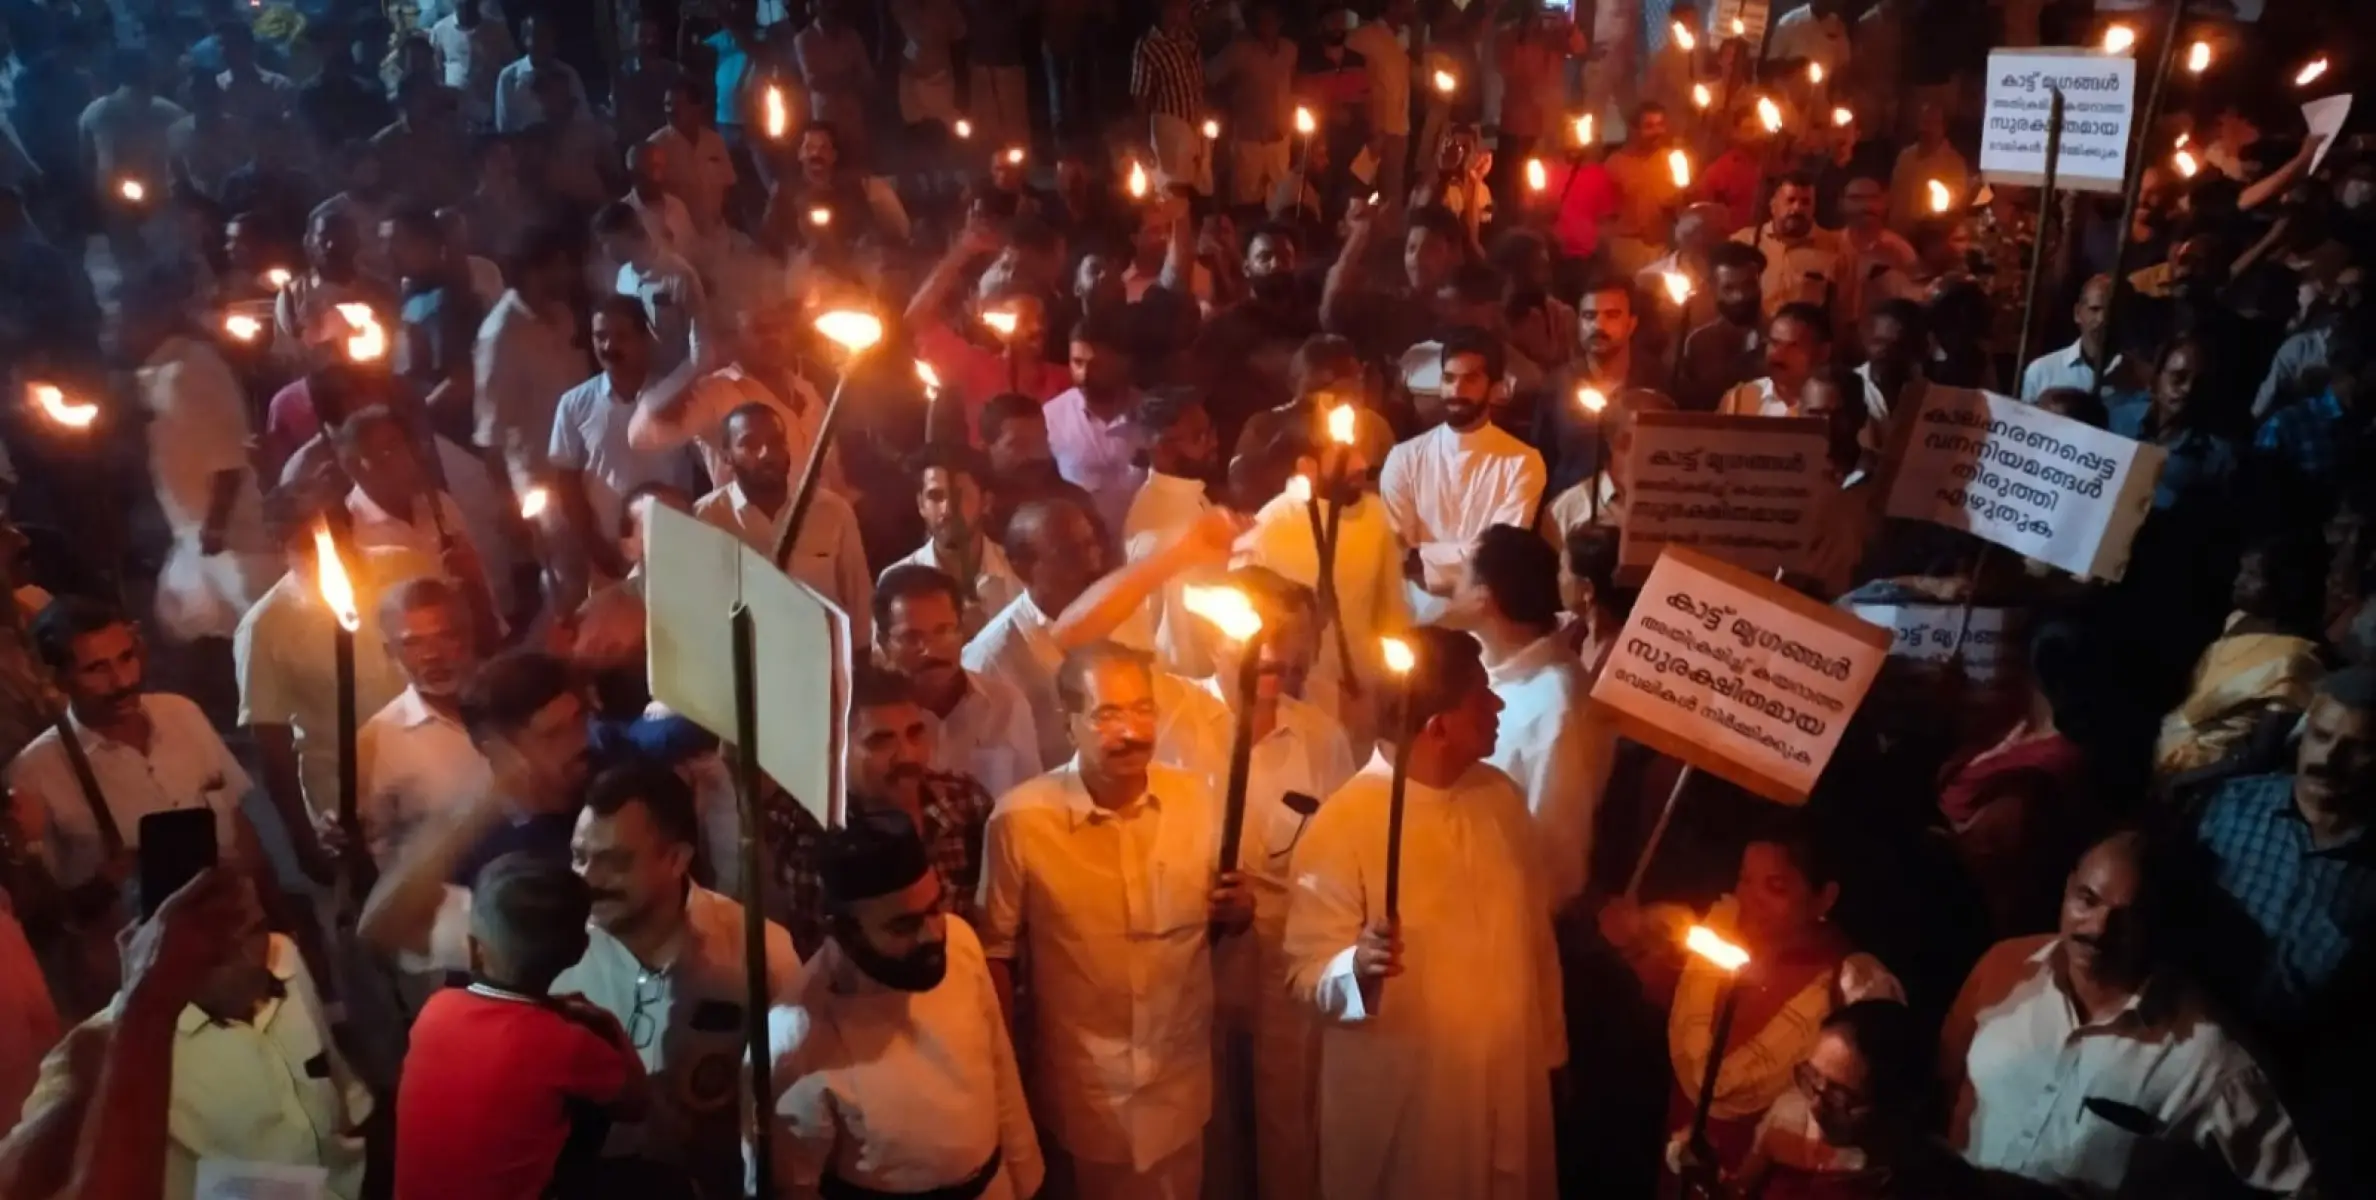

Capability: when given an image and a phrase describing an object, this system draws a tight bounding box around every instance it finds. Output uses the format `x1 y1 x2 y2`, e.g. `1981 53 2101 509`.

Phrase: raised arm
1319 196 1383 334
1047 507 1240 652
355 785 509 964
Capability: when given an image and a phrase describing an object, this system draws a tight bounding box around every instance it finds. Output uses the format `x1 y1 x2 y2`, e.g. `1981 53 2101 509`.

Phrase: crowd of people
0 0 2373 1197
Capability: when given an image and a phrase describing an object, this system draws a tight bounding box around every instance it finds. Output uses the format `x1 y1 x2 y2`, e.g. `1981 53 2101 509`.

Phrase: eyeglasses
1792 1061 1872 1115
1077 702 1158 733
626 970 665 1050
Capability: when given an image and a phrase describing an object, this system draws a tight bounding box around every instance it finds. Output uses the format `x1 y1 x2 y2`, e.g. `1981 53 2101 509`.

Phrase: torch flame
117 178 146 202
1685 924 1750 972
1671 21 1695 52
815 310 885 354
1326 403 1358 445
2175 132 2190 148
1927 178 1952 214
1692 83 1713 110
1432 69 1456 94
808 206 832 227
2186 41 2212 74
2101 24 2136 55
1295 106 1316 136
953 118 973 139
1201 118 1220 139
1573 113 1596 145
1662 271 1693 306
916 359 942 392
764 85 789 139
311 523 362 632
1127 160 1149 199
1807 61 1824 85
981 309 1020 338
335 303 385 362
1577 386 1608 415
1731 16 1747 36
29 382 98 429
1832 106 1854 128
1756 96 1783 133
1379 636 1416 675
1182 585 1264 642
2173 149 2199 178
1668 148 1692 188
518 485 550 520
1285 474 1313 503
263 267 293 290
223 313 264 342
1525 157 1547 191
1003 146 1026 166
2296 58 2329 87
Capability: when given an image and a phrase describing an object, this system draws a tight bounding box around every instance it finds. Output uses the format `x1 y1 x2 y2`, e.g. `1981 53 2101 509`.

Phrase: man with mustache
549 297 698 590
977 641 1250 1200
355 577 486 870
881 445 1024 639
1717 301 1835 418
1535 273 1664 505
1945 831 2312 1196
1379 326 1547 625
961 495 1121 770
768 810 1044 1199
692 402 874 646
770 666 995 959
1282 626 1564 1200
1675 240 1771 410
1734 173 1844 323
1122 389 1225 678
875 565 1039 798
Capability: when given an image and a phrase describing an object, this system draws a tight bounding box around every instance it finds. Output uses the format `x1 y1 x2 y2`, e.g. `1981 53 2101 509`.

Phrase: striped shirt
1132 25 1204 121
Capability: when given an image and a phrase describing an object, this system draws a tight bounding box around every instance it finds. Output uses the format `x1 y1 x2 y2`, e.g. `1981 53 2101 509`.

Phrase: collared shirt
139 335 261 540
615 251 708 376
975 761 1219 1169
929 670 1041 798
5 693 253 889
912 318 1073 430
2193 774 2376 1028
1207 34 1298 142
884 539 1025 640
1343 21 1411 135
27 935 368 1200
1946 935 2312 1196
1716 375 1803 419
1765 5 1851 71
632 363 826 492
549 886 801 1195
473 289 590 486
1485 633 1617 910
645 124 738 230
962 592 1072 771
765 774 996 959
2019 341 2122 403
768 918 1044 1199
275 270 395 355
549 371 699 541
234 571 410 820
346 484 478 578
2145 428 2239 512
1130 25 1204 121
626 188 698 261
2253 390 2351 490
692 481 874 646
2253 324 2333 420
357 686 490 867
431 15 517 124
1733 225 1848 320
1121 471 1219 678
1043 388 1147 539
491 56 589 132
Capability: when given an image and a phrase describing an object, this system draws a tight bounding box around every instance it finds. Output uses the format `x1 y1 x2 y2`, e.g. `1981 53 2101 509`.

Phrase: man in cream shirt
356 578 488 867
882 446 1023 638
1717 303 1835 419
692 404 873 645
976 643 1250 1199
876 565 1040 798
1379 329 1547 626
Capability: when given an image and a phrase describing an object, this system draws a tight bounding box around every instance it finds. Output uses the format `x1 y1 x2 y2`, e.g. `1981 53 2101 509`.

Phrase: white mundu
1283 761 1566 1200
768 918 1045 1199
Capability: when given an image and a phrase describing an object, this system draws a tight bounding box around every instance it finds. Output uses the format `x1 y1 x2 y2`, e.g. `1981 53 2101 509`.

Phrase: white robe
1283 761 1565 1200
1377 422 1546 626
1485 633 1619 912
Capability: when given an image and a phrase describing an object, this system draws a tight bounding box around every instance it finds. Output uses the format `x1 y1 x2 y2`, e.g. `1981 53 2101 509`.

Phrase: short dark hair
589 201 644 239
1866 298 1927 343
1745 808 1840 889
723 401 783 439
333 403 408 452
1772 302 1832 341
1382 627 1486 736
1438 324 1506 383
1819 1000 1928 1116
583 763 699 850
1070 308 1133 354
979 393 1044 445
1709 241 1768 276
377 575 462 632
618 480 689 541
907 442 992 488
873 563 967 634
471 852 593 988
1470 525 1563 634
1630 100 1668 125
1576 271 1639 313
1054 641 1154 714
850 664 920 715
30 596 131 671
1130 387 1206 434
591 293 651 334
458 649 575 741
1562 524 1629 613
2317 665 2376 711
1772 170 1818 195
384 199 441 243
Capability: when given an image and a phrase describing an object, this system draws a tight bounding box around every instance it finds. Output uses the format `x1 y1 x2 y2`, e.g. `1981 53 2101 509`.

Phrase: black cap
818 808 933 906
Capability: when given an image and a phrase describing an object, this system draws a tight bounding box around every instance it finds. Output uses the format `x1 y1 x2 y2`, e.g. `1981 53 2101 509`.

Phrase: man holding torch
1282 625 1564 1200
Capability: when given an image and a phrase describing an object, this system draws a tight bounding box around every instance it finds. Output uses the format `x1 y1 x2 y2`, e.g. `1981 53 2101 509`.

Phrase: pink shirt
1549 161 1620 260
913 318 1071 442
261 378 326 483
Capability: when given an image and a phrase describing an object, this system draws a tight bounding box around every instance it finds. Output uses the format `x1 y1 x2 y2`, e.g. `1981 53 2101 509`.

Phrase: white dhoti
1151 112 1214 197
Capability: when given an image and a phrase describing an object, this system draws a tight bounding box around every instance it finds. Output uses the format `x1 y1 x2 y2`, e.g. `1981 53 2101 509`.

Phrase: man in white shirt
10 599 271 895
595 200 708 376
1282 626 1564 1200
2020 274 2119 401
356 578 488 867
626 304 829 492
213 24 296 127
76 51 185 197
549 296 699 585
647 83 738 234
335 405 503 647
1945 831 2314 1196
1344 0 1418 202
1717 301 1835 418
1044 311 1147 539
770 811 1043 1199
1120 391 1222 678
1379 327 1548 625
1206 6 1299 209
883 445 1024 637
1734 173 1846 321
1764 0 1853 75
877 565 1041 798
962 497 1115 770
429 0 515 128
474 225 590 492
691 404 873 645
1446 526 1615 913
491 15 588 132
623 141 697 261
977 643 1250 1200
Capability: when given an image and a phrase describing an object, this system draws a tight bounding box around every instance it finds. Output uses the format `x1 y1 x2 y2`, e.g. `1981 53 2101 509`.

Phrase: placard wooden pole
730 605 772 1193
2011 88 2066 379
1623 765 1695 902
2091 0 2188 402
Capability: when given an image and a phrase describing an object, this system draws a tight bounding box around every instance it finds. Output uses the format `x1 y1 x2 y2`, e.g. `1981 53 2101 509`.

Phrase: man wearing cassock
1282 626 1566 1200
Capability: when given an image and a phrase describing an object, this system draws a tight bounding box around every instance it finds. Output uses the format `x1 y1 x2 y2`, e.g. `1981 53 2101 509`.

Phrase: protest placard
645 504 852 826
1589 548 1890 804
1981 49 2135 193
1884 387 2164 581
1618 411 1834 581
1845 602 2021 684
2305 95 2353 174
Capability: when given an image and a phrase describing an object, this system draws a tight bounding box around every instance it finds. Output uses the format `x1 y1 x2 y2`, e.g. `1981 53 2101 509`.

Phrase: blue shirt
2148 428 2239 512
2253 389 2349 488
704 31 753 129
2193 773 2376 1028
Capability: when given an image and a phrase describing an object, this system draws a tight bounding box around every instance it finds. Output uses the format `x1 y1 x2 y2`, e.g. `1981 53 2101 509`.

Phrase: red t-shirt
395 986 635 1200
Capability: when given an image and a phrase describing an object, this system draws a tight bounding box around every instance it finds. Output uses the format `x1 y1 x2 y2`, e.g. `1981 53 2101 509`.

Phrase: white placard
2304 95 2353 174
1883 387 2165 582
1845 603 2021 683
1981 49 2136 194
1589 549 1890 804
1618 412 1834 581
